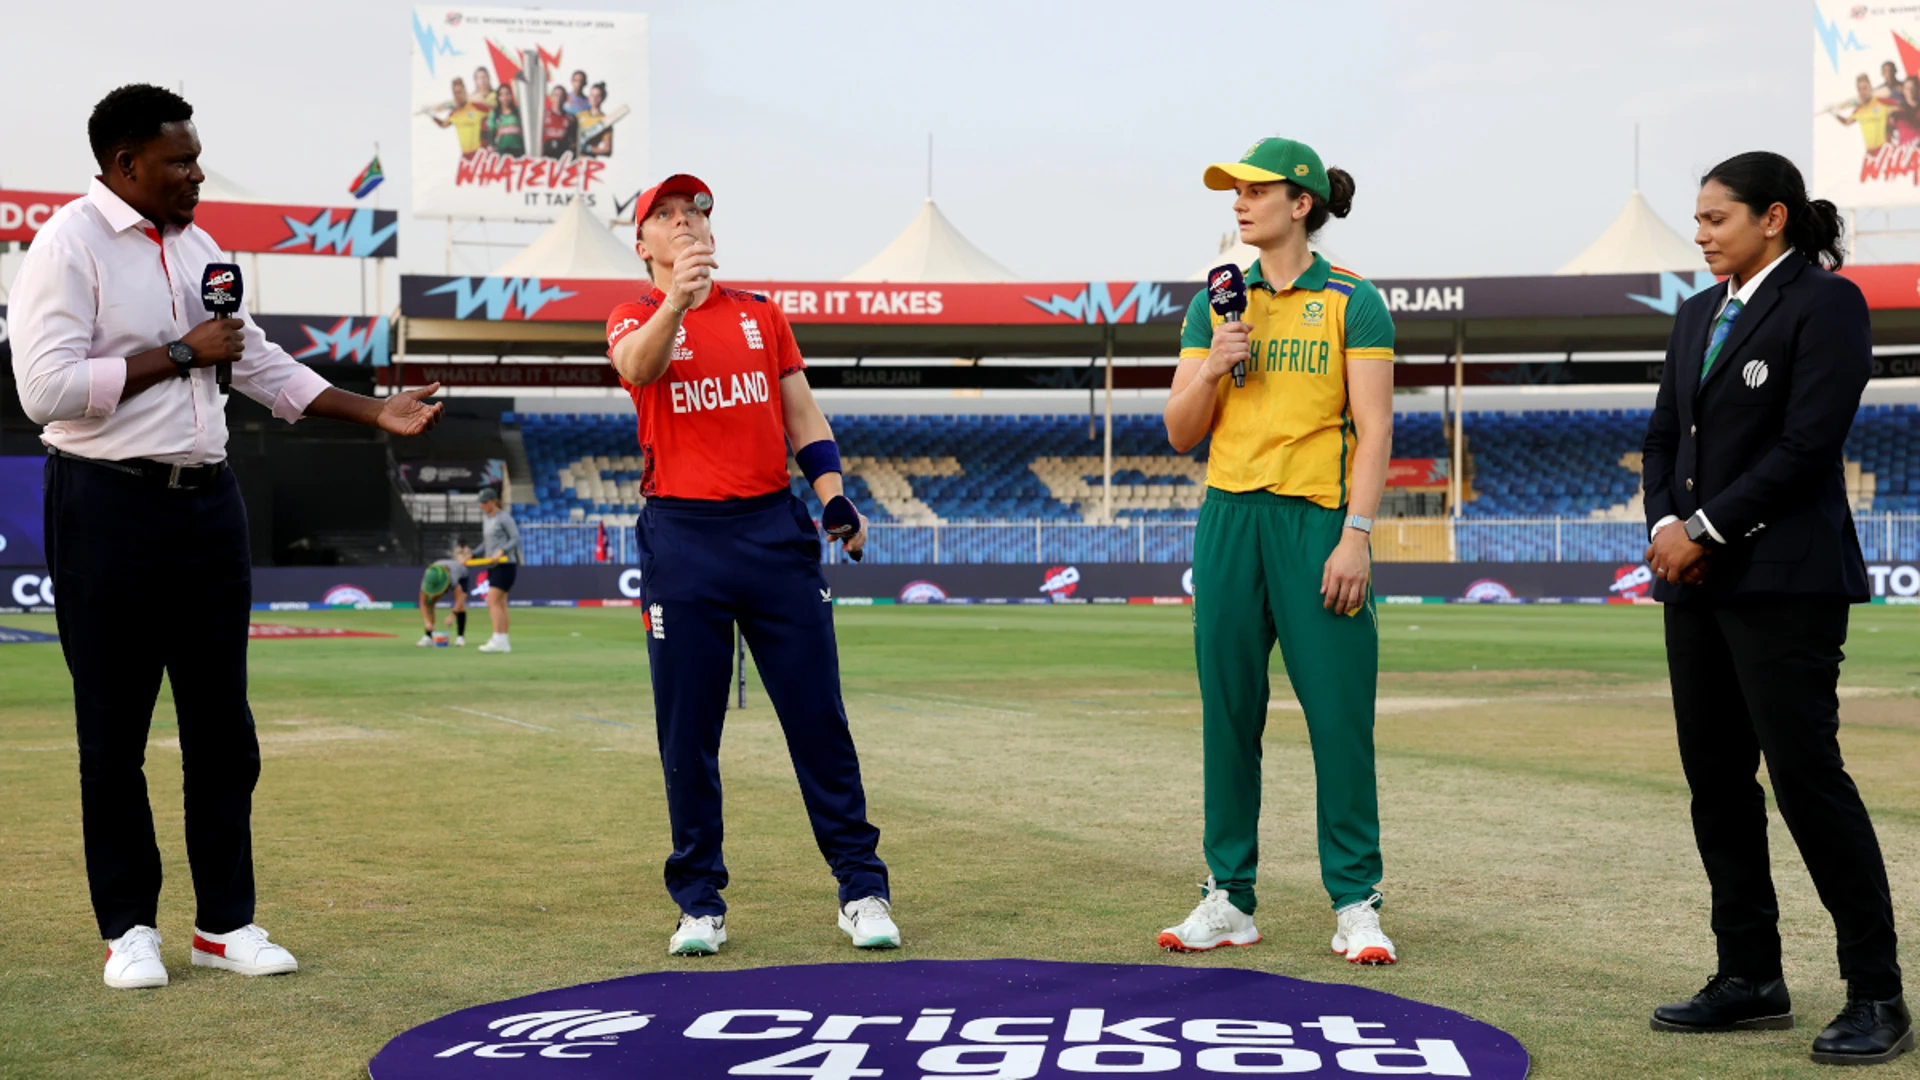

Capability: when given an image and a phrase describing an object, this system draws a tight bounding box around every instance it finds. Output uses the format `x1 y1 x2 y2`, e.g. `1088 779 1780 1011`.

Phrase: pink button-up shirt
8 178 331 464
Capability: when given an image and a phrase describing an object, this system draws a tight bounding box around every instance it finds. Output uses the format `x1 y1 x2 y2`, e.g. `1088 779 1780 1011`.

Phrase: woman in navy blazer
1642 152 1907 1067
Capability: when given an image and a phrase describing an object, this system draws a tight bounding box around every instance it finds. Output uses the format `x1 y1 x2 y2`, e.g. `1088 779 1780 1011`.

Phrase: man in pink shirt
8 84 444 991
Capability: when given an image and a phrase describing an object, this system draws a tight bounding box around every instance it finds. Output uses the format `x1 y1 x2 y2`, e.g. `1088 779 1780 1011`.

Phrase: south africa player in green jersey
1158 137 1399 964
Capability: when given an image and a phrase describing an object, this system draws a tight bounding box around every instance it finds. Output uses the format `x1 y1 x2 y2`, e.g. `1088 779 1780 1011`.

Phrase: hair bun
1325 168 1356 219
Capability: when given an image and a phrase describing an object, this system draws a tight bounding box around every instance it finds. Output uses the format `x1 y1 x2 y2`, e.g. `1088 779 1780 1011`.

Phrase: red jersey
605 286 807 500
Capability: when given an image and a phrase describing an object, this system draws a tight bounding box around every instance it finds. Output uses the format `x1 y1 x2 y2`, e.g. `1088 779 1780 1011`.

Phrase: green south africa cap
1204 137 1329 200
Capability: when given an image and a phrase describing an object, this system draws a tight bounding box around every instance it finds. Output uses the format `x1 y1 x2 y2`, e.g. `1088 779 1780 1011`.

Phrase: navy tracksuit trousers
637 489 887 916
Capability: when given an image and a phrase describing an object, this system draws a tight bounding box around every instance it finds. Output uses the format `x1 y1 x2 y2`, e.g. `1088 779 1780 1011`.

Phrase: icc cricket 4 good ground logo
370 959 1529 1077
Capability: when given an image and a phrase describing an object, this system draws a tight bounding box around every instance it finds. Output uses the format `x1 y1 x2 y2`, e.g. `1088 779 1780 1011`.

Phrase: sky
0 0 1879 315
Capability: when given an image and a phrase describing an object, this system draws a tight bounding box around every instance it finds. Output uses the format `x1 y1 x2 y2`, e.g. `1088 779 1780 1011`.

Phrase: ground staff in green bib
1158 138 1399 964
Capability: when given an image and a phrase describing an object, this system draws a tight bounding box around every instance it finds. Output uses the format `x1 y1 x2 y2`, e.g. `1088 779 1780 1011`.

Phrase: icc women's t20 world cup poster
410 7 648 221
1813 3 1920 207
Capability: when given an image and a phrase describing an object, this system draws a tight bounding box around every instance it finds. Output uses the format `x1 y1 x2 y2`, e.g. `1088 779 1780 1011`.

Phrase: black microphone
1206 263 1249 388
201 263 243 391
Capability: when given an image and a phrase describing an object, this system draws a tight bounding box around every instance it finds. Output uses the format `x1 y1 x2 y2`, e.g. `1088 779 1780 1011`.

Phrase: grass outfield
0 604 1916 1078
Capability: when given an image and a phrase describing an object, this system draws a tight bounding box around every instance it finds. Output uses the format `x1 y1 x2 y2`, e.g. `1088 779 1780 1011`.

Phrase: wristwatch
1344 513 1373 534
167 340 195 379
1683 511 1721 549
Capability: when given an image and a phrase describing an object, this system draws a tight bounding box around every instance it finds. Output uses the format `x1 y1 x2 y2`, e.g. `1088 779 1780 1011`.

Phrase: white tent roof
1556 191 1702 275
1189 233 1344 281
197 166 265 203
494 196 647 280
843 198 1017 282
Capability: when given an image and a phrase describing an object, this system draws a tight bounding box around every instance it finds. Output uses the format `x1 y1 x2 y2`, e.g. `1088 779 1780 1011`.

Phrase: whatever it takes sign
371 959 1528 1077
409 6 649 222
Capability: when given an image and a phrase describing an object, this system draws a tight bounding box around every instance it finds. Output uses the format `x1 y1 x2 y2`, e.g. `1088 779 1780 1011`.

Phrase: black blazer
1642 251 1871 604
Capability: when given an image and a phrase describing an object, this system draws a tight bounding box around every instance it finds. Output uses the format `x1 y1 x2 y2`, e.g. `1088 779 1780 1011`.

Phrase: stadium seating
506 405 1920 534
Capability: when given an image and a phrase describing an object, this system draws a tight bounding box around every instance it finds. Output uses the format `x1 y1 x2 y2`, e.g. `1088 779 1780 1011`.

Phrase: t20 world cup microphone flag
350 154 385 200
201 263 243 390
1207 263 1250 388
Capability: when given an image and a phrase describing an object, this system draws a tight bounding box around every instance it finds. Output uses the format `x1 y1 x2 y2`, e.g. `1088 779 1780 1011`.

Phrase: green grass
1 604 1918 1078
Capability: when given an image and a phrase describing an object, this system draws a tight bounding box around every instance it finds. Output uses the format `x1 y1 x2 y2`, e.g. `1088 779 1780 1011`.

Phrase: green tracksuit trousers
1192 488 1382 914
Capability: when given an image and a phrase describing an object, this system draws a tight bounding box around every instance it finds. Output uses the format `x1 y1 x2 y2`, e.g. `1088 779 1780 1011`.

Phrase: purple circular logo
371 959 1527 1078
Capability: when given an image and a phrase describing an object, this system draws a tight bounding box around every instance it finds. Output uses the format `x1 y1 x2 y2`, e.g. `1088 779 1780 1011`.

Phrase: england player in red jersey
606 174 897 956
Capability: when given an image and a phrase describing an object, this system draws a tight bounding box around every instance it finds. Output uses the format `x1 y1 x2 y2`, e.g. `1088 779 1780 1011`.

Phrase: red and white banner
0 189 398 256
1386 458 1449 489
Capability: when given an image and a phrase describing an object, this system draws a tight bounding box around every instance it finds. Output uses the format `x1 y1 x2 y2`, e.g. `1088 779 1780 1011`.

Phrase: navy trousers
45 454 260 940
637 489 887 916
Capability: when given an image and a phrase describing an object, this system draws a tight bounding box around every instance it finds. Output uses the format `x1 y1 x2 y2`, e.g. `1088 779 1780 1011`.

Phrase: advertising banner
255 314 391 366
410 7 648 222
399 266 1920 327
398 459 506 492
1813 2 1920 206
1386 458 1449 489
0 458 47 567
6 561 1919 613
0 190 397 256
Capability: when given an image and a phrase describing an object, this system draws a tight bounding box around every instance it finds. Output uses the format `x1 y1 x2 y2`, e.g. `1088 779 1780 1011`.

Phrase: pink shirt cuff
87 357 127 418
273 366 332 422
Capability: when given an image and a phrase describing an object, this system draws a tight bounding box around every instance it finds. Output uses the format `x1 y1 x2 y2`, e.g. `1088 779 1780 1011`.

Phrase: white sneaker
669 913 726 955
454 635 465 647
191 924 299 976
478 638 511 653
1331 893 1397 964
1158 876 1260 952
104 926 167 989
838 896 901 949
414 633 434 647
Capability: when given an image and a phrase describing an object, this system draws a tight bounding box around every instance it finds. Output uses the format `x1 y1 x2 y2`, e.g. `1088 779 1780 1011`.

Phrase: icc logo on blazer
1742 359 1770 389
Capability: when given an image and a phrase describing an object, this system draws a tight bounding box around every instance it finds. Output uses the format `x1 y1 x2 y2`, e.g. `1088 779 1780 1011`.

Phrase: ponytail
1700 152 1845 269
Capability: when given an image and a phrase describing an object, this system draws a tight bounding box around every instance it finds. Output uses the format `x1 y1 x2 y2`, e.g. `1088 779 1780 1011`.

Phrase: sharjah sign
409 6 649 221
0 190 398 257
1813 2 1920 206
368 959 1528 1078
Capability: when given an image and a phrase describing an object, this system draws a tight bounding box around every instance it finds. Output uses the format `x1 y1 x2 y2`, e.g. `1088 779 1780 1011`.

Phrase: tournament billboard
409 7 648 222
1813 2 1920 206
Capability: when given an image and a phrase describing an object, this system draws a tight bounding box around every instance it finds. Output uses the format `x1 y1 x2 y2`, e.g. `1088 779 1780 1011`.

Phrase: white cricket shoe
1158 876 1261 952
669 913 725 955
838 896 901 949
477 638 511 653
414 633 434 647
454 635 465 647
191 924 299 976
104 926 167 989
1331 893 1397 965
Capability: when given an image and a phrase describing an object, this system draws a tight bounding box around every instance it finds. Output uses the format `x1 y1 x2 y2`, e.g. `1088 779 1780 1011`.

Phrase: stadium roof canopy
1555 191 1703 275
842 198 1018 283
494 195 647 280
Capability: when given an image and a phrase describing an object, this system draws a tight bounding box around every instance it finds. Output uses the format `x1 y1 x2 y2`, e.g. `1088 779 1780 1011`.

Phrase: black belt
48 447 228 489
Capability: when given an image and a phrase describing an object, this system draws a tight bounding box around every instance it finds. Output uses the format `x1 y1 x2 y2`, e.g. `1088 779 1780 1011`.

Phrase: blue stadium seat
509 406 1909 526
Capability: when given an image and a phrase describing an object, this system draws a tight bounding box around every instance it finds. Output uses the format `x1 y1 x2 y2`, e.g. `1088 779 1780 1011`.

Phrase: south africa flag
349 155 384 200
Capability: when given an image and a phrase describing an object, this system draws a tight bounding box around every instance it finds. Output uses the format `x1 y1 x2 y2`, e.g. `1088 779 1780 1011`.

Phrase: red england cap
633 174 713 239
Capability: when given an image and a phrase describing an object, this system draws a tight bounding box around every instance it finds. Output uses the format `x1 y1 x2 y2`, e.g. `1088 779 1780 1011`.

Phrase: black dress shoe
1651 974 1795 1032
1810 993 1913 1066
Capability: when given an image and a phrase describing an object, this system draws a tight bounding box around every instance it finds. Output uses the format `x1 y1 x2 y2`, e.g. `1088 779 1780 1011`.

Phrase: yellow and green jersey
1179 253 1395 509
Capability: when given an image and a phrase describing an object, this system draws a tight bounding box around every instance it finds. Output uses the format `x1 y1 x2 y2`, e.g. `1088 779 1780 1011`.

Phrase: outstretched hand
379 383 445 436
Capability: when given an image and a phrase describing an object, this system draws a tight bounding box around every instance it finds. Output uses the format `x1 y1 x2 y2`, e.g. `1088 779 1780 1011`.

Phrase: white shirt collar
1727 248 1793 307
86 176 158 235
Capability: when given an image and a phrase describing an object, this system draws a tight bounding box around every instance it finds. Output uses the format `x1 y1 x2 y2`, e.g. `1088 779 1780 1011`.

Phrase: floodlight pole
1102 327 1115 523
1451 320 1466 520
